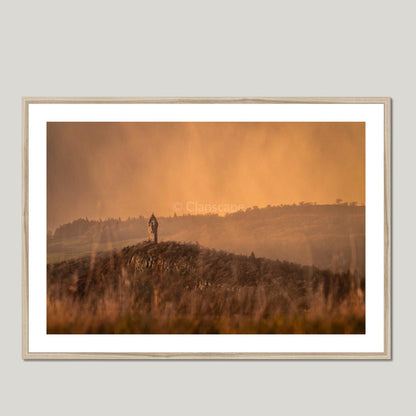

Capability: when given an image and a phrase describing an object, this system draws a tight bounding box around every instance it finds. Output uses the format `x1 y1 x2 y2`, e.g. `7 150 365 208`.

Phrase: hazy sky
47 122 365 230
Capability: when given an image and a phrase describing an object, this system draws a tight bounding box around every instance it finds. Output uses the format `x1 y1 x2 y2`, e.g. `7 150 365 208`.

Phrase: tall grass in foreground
47 241 365 334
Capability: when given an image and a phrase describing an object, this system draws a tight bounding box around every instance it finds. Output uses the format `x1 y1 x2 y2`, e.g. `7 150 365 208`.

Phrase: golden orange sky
47 122 365 230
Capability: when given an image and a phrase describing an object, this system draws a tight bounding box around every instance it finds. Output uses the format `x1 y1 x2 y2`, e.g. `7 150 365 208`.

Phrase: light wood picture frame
22 97 391 359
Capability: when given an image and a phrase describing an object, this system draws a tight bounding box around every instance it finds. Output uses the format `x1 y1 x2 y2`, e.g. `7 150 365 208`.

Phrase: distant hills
48 204 365 274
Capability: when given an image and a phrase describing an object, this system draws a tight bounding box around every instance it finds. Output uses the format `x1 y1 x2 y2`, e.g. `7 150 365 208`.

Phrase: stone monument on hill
148 213 159 243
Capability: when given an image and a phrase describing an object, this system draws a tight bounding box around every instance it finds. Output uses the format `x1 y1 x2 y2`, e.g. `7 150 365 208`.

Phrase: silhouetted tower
148 213 159 243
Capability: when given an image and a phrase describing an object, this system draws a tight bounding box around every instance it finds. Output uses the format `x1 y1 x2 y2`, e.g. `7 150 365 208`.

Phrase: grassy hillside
48 204 365 274
47 241 365 334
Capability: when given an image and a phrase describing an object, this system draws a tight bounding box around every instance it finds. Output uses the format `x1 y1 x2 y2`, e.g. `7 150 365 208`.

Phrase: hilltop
47 240 365 334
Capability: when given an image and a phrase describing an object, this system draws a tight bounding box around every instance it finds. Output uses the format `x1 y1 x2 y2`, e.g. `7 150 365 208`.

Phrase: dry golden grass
47 241 365 334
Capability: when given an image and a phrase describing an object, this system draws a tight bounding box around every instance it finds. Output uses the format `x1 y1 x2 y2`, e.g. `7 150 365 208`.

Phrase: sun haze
47 122 365 230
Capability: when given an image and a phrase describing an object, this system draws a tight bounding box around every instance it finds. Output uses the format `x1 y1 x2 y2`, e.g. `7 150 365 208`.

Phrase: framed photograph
22 98 391 359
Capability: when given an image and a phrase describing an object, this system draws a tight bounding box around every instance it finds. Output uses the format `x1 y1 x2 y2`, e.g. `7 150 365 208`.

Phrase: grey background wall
0 1 414 415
